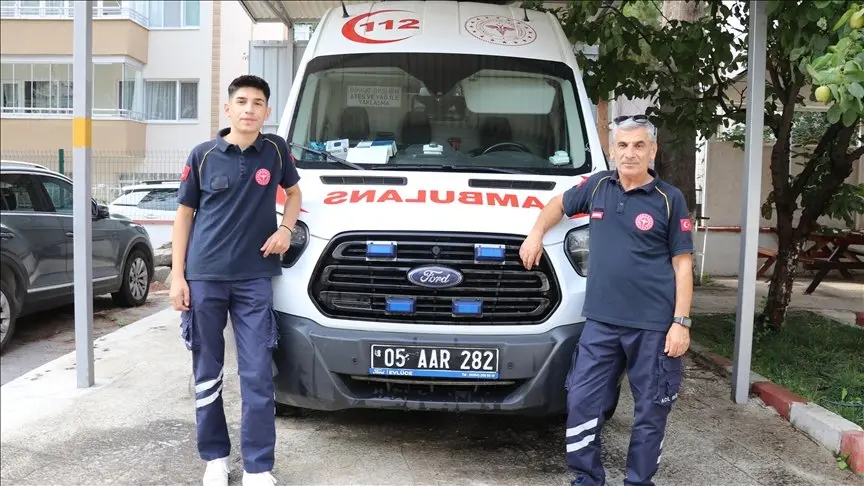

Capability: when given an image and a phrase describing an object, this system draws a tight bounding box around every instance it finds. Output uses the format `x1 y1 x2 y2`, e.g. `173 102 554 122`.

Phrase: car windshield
287 53 593 175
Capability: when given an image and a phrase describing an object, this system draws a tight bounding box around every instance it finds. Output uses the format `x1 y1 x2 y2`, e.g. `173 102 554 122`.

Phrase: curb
689 341 864 475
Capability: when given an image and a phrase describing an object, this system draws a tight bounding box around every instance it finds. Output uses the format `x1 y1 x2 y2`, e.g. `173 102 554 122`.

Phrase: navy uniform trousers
180 278 279 474
565 319 683 486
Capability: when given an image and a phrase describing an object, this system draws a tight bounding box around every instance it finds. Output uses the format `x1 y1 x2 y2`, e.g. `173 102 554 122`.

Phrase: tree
528 0 864 328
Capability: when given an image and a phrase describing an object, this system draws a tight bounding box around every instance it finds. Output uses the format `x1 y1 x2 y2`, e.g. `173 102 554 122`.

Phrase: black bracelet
279 224 293 233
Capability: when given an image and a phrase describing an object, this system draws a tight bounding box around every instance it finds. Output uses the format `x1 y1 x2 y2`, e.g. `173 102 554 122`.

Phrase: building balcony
1 59 146 121
0 0 200 30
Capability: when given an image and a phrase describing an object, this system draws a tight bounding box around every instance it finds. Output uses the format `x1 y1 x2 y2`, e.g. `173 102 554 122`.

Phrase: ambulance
270 0 613 417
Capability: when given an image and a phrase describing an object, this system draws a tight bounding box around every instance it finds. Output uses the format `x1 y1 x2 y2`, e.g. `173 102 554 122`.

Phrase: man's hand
261 226 292 257
665 323 690 357
170 276 190 312
519 231 544 270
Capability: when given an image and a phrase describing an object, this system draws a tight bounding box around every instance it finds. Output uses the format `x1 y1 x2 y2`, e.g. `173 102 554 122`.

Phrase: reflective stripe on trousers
565 319 682 486
180 277 280 474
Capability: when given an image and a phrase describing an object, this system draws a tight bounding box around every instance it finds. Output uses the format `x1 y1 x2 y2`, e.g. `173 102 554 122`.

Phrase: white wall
218 2 289 130
143 2 214 151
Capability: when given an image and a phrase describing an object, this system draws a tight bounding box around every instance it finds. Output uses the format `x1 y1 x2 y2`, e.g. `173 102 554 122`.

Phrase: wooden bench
756 247 777 280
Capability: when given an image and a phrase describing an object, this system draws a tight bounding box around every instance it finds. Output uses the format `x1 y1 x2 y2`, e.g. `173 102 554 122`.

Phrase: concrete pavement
1 307 861 485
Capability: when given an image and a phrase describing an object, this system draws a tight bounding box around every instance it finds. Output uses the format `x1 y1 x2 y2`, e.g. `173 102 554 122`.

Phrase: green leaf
813 0 831 8
849 82 864 99
833 9 853 31
827 103 843 123
790 47 807 61
841 107 859 126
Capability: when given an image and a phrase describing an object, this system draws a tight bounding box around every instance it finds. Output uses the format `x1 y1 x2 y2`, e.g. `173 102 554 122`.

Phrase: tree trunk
761 121 859 328
762 218 802 329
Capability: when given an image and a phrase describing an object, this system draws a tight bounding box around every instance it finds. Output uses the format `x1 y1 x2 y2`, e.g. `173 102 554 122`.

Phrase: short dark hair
228 75 271 102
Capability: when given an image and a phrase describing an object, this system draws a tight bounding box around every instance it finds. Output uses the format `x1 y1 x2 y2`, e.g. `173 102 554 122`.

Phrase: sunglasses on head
613 114 650 124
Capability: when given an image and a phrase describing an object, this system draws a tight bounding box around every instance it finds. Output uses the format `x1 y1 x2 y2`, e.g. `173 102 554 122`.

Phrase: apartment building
0 0 296 193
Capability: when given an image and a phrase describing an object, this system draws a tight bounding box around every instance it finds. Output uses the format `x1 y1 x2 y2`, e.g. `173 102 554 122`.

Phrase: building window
144 80 197 121
0 0 148 25
0 60 143 119
148 0 199 28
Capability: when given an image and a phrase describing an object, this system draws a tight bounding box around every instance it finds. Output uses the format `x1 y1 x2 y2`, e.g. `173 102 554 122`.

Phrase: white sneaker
242 470 277 486
202 457 230 486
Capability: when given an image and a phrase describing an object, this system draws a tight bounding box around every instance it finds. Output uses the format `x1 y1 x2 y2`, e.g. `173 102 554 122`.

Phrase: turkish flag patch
181 164 191 181
680 218 693 232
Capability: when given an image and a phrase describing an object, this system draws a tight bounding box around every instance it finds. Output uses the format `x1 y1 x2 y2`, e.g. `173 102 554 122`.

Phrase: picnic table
800 230 864 295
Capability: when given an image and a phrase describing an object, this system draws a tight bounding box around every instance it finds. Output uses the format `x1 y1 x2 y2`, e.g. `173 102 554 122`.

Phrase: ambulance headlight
564 225 589 277
281 220 309 268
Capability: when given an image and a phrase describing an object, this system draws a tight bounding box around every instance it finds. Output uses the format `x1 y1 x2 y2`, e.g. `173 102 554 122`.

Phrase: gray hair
610 117 657 143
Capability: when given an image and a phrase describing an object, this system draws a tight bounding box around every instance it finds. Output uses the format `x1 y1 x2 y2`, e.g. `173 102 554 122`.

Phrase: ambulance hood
284 170 591 242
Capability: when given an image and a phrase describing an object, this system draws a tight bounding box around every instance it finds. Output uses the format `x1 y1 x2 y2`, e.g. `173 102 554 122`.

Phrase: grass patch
691 311 864 427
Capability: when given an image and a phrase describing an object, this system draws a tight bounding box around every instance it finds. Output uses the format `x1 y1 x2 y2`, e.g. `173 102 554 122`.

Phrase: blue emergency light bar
386 296 416 314
452 298 483 316
474 243 506 262
366 241 397 259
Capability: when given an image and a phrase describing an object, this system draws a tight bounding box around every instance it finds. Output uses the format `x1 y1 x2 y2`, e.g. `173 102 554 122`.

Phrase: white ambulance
271 0 612 417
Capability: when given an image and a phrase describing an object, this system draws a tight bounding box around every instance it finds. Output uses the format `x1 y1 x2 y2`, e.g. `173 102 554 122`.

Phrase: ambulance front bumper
271 312 585 416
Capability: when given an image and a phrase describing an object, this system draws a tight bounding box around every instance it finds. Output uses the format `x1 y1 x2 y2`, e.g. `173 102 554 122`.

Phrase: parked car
0 160 155 352
107 180 180 222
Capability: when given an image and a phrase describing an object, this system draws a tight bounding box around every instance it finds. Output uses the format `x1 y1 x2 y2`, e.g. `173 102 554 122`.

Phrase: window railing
0 4 149 27
0 106 145 121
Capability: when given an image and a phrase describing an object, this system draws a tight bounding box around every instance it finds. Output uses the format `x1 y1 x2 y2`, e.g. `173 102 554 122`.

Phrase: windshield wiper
288 142 364 170
368 164 522 174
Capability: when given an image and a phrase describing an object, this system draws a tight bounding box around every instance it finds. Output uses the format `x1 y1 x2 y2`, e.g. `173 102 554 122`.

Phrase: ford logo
406 266 464 288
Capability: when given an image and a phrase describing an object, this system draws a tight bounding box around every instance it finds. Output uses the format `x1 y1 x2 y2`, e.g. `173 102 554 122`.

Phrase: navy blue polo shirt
562 169 693 331
177 128 301 281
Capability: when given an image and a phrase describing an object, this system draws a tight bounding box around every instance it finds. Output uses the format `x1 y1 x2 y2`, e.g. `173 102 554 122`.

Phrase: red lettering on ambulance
377 190 403 203
323 191 348 204
522 196 545 210
487 193 519 207
430 190 455 204
350 190 376 203
405 190 426 203
459 191 483 205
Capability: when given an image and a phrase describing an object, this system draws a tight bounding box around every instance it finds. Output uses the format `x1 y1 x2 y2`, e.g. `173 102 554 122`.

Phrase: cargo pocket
654 353 682 407
266 308 280 351
180 309 199 351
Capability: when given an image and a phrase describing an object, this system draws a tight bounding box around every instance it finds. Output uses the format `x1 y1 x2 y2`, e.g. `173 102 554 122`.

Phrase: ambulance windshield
287 52 593 175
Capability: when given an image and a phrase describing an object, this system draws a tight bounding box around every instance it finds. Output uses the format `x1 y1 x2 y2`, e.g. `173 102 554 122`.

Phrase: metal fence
1 148 190 204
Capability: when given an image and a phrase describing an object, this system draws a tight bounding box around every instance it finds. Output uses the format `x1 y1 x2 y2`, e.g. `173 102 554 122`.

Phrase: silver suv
0 160 155 352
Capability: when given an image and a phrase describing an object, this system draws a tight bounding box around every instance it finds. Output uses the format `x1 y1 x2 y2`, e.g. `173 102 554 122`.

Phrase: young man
170 74 302 486
520 115 693 486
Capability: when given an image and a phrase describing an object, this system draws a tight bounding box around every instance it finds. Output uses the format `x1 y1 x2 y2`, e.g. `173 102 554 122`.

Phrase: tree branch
767 57 788 102
791 123 841 199
848 144 864 163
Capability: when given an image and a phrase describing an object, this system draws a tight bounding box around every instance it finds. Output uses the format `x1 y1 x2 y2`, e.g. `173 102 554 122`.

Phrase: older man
520 115 694 486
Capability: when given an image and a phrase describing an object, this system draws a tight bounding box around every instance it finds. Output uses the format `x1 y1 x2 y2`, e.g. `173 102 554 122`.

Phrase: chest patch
635 213 654 231
255 168 271 186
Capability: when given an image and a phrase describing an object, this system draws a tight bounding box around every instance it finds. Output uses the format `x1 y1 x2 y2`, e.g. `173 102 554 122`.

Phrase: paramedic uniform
176 128 300 474
561 168 693 486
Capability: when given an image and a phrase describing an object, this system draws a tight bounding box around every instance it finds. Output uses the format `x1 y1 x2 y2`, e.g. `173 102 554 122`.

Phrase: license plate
369 344 500 379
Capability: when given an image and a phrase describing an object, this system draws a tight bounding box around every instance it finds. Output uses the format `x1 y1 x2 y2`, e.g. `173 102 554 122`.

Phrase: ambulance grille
308 232 561 325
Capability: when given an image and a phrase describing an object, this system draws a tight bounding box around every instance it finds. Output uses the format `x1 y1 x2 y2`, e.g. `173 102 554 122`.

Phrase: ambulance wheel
604 383 622 421
275 402 301 417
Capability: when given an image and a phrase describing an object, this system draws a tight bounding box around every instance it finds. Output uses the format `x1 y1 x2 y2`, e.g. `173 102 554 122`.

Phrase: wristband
279 224 294 233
